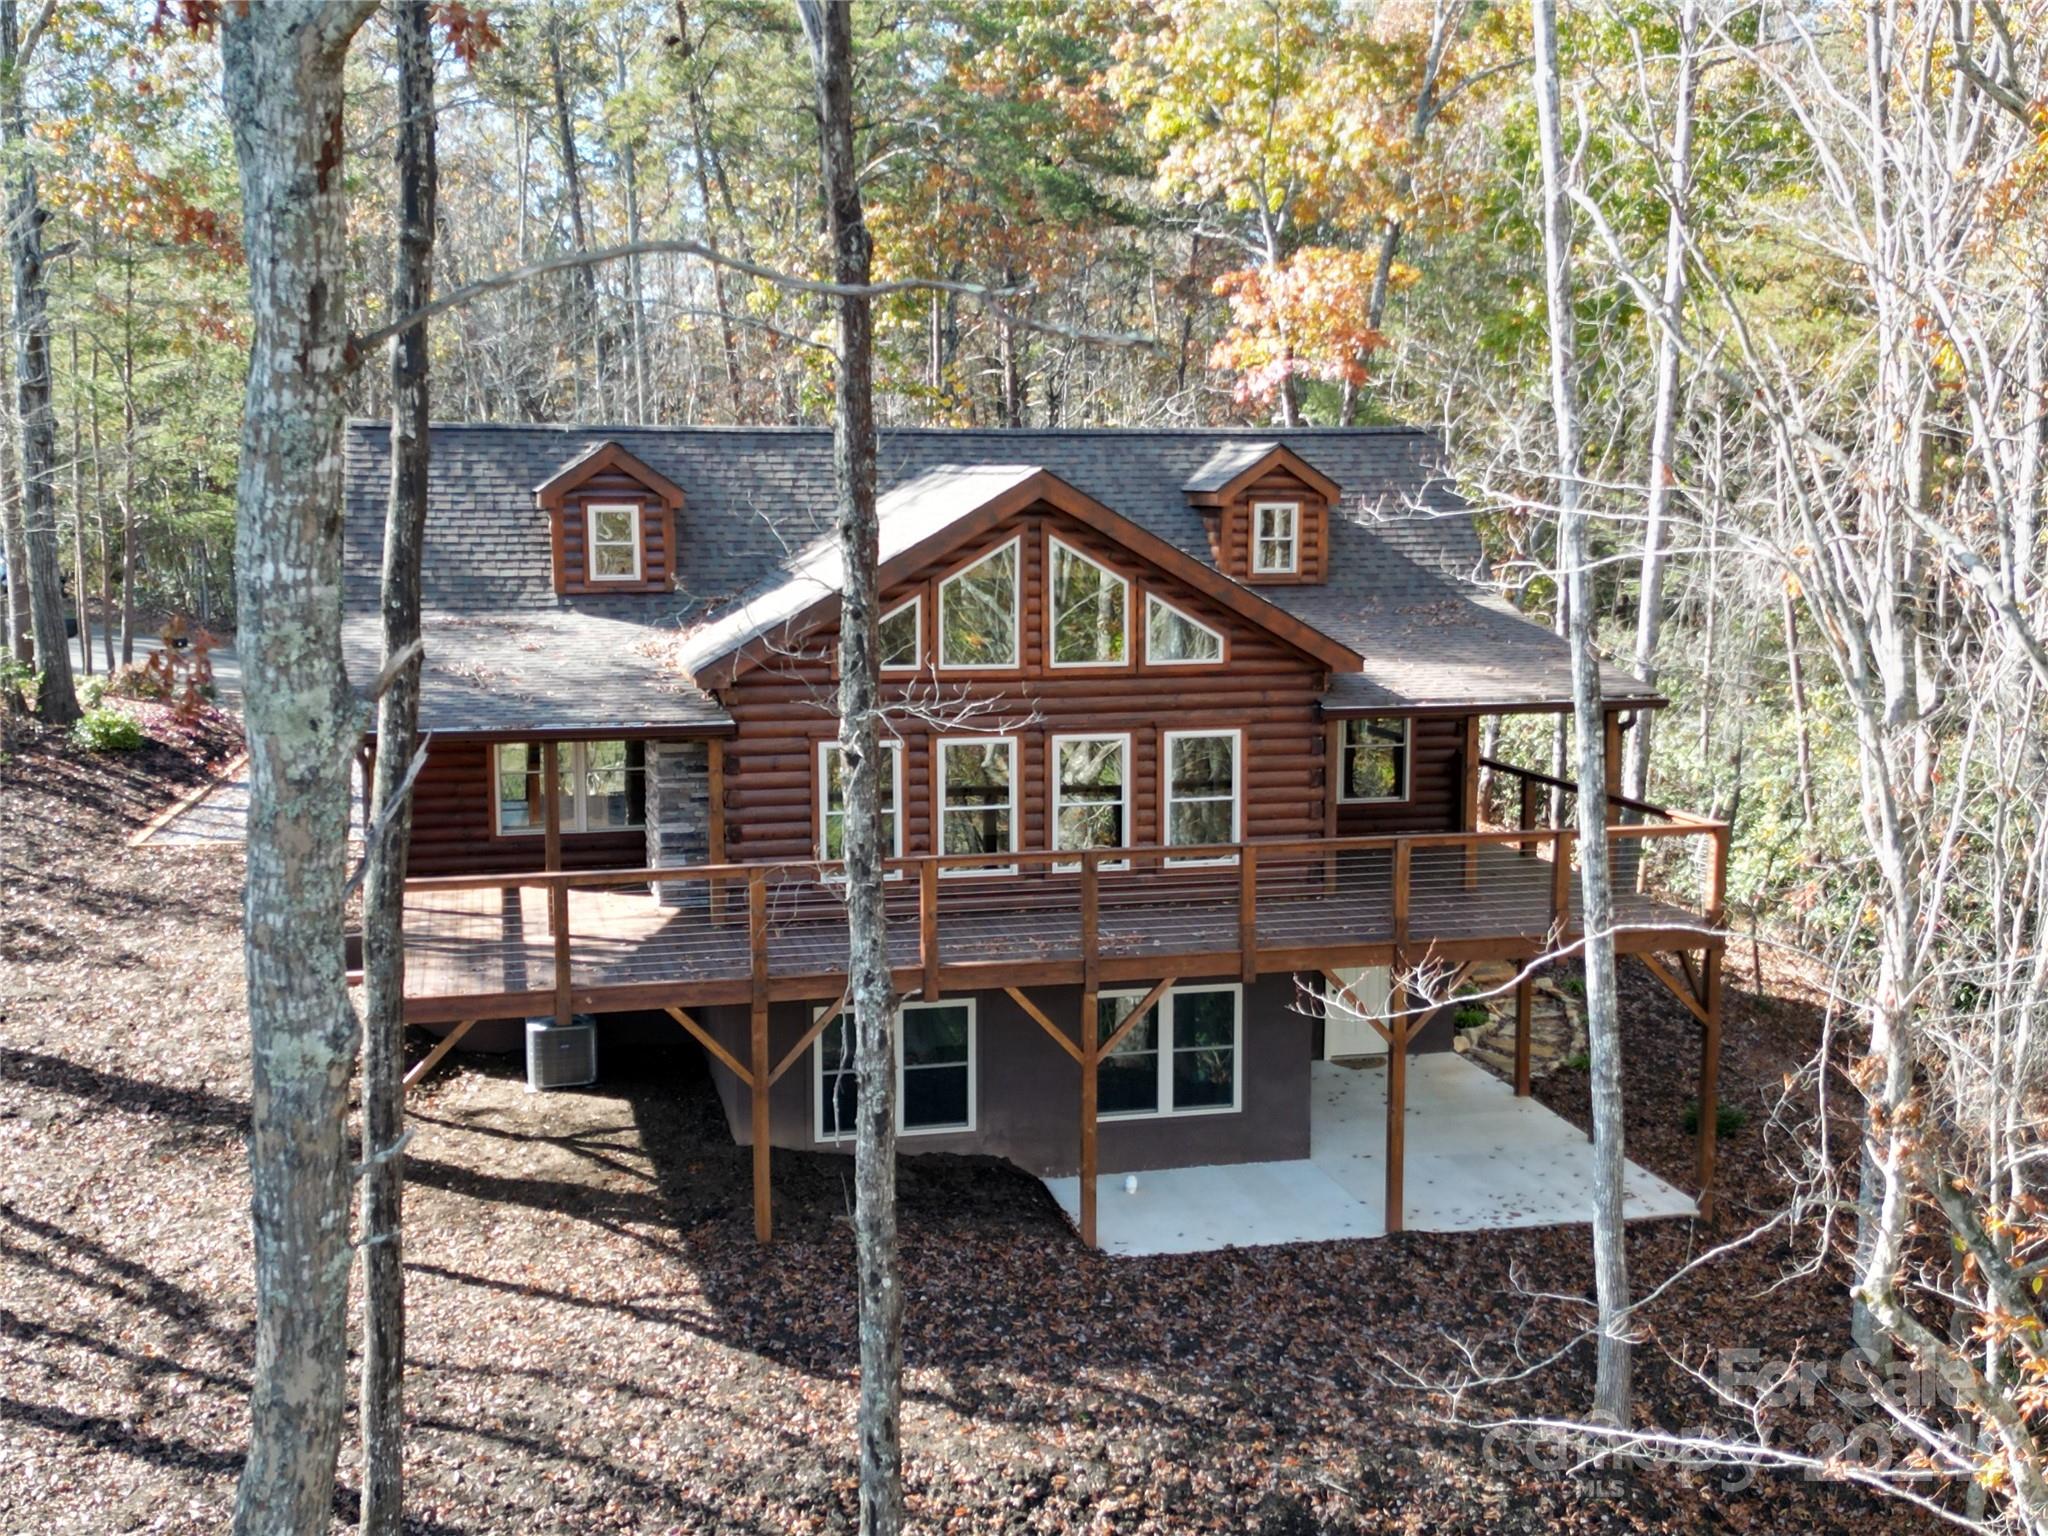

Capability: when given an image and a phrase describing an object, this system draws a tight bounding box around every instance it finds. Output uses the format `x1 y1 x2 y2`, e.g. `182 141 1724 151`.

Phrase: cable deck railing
397 767 1727 1024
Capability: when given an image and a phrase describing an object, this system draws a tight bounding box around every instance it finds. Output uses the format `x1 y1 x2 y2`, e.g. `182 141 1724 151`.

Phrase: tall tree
795 4 902 1531
1621 0 1701 804
359 1 438 1530
1531 0 1631 1424
0 0 78 722
218 3 380 1530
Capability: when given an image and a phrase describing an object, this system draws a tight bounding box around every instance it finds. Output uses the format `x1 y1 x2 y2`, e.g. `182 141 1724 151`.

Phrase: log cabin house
342 424 1729 1249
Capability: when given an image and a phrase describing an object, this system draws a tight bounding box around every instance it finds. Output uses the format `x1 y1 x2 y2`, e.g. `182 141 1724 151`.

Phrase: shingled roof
341 422 1657 733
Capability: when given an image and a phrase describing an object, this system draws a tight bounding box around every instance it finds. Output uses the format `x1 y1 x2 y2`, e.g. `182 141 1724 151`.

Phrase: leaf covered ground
0 727 1934 1533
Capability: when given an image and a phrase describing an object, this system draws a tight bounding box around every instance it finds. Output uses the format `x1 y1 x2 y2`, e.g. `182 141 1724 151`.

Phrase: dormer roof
1182 441 1341 507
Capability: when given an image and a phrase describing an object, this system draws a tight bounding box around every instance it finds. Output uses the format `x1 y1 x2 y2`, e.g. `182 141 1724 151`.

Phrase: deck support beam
1513 971 1533 1097
1696 947 1723 1220
748 869 772 1243
1385 980 1409 1235
402 1018 476 1091
1079 986 1099 1248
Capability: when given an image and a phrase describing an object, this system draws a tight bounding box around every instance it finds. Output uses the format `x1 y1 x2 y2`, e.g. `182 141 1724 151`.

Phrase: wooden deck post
550 878 571 1027
1238 845 1258 982
1385 968 1408 1235
1696 946 1723 1221
541 741 563 937
1079 987 1099 1248
1080 851 1100 996
1462 716 1482 889
919 858 939 1001
749 869 772 1243
1514 971 1533 1097
1550 828 1574 936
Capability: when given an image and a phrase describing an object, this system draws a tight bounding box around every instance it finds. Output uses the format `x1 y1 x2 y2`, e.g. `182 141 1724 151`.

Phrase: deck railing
399 804 1728 1020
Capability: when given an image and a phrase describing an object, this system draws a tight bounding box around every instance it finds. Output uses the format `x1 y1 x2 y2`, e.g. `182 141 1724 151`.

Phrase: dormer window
938 538 1020 669
1252 502 1299 575
587 504 644 581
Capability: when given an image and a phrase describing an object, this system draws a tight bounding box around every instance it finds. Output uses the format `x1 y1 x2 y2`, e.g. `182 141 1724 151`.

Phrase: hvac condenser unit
525 1015 598 1091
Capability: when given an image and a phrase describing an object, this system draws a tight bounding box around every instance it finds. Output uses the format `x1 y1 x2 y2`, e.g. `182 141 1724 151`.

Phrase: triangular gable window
1145 594 1224 665
938 538 1020 669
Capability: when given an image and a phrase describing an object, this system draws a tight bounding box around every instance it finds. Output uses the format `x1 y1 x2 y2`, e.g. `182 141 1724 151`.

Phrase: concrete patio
1044 1054 1695 1257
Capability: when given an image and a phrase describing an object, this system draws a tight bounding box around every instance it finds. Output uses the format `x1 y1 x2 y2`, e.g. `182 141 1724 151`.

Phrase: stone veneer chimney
644 740 711 907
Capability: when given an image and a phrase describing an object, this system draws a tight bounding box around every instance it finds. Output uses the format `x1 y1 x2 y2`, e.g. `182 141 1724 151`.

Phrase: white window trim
936 535 1022 671
816 738 906 866
815 997 977 1141
1251 500 1299 575
1143 592 1226 667
1045 535 1130 670
878 593 922 675
1161 727 1242 865
1097 982 1243 1121
1050 732 1132 869
585 502 644 583
937 734 1019 876
493 740 645 836
1337 716 1414 804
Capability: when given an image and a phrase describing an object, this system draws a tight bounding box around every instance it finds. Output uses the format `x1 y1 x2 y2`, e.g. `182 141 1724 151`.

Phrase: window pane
902 1005 970 1067
1147 597 1222 663
1050 544 1126 665
1172 1048 1235 1110
820 1014 853 1073
1343 718 1408 800
583 740 645 829
495 743 538 832
939 543 1017 666
902 1065 969 1129
1173 990 1236 1050
1100 995 1156 1054
942 741 1011 855
1099 1054 1159 1115
878 602 918 668
823 744 898 860
1169 799 1232 846
824 1070 858 1138
1056 737 1124 851
1170 734 1233 796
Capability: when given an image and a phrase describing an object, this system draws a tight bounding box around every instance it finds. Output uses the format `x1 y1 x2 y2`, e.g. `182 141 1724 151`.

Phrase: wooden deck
400 829 1723 1024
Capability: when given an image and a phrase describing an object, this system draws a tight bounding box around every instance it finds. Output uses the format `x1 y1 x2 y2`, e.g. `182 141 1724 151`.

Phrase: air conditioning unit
526 1015 597 1091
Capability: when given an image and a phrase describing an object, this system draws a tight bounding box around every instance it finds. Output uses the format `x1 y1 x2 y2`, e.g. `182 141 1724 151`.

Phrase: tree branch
348 238 1159 363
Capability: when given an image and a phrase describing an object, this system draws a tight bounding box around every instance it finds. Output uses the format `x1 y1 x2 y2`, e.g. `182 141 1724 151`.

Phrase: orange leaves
45 137 239 265
432 3 502 67
1208 246 1397 408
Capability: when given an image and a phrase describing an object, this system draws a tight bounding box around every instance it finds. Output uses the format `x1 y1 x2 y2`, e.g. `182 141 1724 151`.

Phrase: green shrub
79 674 110 708
1561 1049 1591 1071
1452 1004 1490 1030
72 707 146 752
1682 1100 1748 1137
1558 974 1586 999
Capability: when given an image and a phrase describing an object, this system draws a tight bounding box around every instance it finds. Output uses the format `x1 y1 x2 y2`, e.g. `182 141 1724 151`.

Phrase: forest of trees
3 0 2044 1530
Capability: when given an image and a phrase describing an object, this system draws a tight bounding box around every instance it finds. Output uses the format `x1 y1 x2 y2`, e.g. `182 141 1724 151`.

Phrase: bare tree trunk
673 3 745 419
546 20 607 413
1781 581 1816 823
796 7 901 1532
1 0 77 723
1533 0 1631 1425
68 327 86 676
1622 0 1699 804
614 41 648 424
89 339 111 671
219 5 380 1531
359 5 435 1531
119 250 135 664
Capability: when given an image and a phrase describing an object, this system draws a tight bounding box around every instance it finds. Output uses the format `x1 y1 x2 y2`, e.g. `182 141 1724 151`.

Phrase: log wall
406 739 644 877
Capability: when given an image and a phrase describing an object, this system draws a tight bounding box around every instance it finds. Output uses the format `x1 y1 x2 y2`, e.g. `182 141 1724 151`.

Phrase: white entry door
1323 966 1391 1058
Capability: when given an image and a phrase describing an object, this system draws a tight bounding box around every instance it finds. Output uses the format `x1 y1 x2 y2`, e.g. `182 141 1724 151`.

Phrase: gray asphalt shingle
341 422 1655 732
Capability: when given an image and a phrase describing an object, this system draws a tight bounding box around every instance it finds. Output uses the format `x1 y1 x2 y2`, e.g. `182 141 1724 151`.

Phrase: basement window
1339 717 1411 803
1098 984 1242 1119
494 740 646 834
816 998 976 1140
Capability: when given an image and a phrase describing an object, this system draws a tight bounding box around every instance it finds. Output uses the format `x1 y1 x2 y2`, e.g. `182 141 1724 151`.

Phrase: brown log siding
719 508 1344 864
405 738 643 877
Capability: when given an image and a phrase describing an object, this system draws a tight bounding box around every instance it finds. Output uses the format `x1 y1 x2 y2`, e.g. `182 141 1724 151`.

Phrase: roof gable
680 464 1363 686
1182 442 1341 507
534 439 686 508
